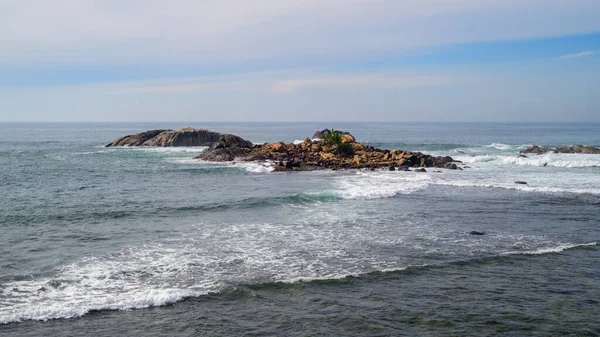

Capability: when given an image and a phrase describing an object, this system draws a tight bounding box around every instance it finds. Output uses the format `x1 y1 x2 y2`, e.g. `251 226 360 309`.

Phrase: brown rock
520 144 600 154
341 134 356 143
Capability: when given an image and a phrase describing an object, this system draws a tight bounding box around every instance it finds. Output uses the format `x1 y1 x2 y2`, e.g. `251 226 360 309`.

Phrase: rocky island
107 128 463 171
521 144 600 154
106 127 237 147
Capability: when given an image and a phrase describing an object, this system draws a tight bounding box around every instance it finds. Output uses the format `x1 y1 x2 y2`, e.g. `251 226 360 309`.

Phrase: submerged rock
521 144 600 154
106 127 226 147
514 181 528 185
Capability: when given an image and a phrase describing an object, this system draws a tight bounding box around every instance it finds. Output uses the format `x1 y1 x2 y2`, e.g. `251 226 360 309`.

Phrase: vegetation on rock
196 129 459 171
321 128 355 156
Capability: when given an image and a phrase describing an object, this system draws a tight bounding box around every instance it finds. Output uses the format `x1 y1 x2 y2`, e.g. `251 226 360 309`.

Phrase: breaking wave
457 153 600 168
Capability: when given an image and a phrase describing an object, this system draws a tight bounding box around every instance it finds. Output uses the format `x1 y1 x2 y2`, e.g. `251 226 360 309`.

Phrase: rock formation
107 127 463 171
312 129 352 140
197 130 461 171
106 128 229 147
196 134 255 161
521 144 600 154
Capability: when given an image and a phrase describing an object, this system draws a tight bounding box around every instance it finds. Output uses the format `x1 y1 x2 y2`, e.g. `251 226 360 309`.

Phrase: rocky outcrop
106 129 170 147
109 127 463 171
196 134 255 161
106 128 228 147
312 129 352 140
197 131 461 171
521 144 600 154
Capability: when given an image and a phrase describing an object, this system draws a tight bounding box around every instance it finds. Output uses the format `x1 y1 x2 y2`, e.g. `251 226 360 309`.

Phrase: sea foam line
500 242 597 256
455 153 600 168
2 240 595 324
433 180 600 196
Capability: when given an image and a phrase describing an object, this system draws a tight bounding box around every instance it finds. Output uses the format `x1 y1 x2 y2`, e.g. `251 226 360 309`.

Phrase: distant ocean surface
1 122 599 336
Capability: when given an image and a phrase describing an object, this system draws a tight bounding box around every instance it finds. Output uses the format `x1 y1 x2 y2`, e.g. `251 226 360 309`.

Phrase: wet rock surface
197 130 461 171
108 127 463 171
521 144 600 154
106 128 228 147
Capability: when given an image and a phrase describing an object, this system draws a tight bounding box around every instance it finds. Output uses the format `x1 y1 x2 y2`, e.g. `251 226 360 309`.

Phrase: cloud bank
1 0 600 65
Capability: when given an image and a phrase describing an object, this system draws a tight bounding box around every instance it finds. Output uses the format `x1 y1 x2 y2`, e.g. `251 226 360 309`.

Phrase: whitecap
232 162 275 173
455 153 600 168
329 170 431 200
500 242 597 256
433 180 600 196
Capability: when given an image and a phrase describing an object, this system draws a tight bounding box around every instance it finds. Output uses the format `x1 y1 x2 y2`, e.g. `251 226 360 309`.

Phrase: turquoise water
1 122 599 336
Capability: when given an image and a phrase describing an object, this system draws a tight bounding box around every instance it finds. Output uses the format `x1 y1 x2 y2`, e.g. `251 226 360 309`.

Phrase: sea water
0 122 598 336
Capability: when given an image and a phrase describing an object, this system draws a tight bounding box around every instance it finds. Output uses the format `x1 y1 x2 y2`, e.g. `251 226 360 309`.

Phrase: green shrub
322 128 342 146
337 141 355 156
322 128 354 156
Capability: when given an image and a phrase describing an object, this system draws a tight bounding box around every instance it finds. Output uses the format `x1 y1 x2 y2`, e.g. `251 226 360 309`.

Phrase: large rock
555 144 600 154
195 134 254 161
199 134 461 171
111 128 463 171
106 128 226 147
312 129 353 140
106 129 170 147
521 144 600 154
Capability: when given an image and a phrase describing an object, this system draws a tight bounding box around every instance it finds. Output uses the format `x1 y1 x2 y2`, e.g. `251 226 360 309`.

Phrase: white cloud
59 70 461 94
1 0 599 65
559 50 598 59
269 74 459 93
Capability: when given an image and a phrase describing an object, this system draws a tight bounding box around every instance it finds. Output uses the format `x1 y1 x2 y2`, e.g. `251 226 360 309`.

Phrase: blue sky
1 0 599 122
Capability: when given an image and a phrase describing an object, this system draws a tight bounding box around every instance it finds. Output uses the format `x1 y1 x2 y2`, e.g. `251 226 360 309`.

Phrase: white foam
71 150 107 156
434 180 600 195
501 242 597 256
456 153 600 168
293 139 320 145
108 146 208 153
170 159 275 173
330 171 431 200
2 219 593 324
0 243 213 324
232 162 275 173
485 142 522 151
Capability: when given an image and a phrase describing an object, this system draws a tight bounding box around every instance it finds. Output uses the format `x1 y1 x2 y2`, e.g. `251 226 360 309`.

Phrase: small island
107 127 463 171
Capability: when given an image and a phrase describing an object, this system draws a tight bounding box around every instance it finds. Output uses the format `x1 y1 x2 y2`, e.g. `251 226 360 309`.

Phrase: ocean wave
500 242 597 256
0 243 213 324
232 162 275 173
455 153 600 168
170 159 275 173
483 143 529 151
329 171 431 200
71 150 107 156
1 236 594 325
433 180 600 196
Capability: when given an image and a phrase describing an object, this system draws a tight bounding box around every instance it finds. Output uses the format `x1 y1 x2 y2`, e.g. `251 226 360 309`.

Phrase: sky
1 0 599 122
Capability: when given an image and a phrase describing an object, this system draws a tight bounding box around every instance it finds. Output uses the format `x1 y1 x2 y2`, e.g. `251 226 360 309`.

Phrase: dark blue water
1 123 599 336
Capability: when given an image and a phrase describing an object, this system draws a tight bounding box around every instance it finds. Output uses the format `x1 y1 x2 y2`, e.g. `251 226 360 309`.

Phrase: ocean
0 122 599 336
